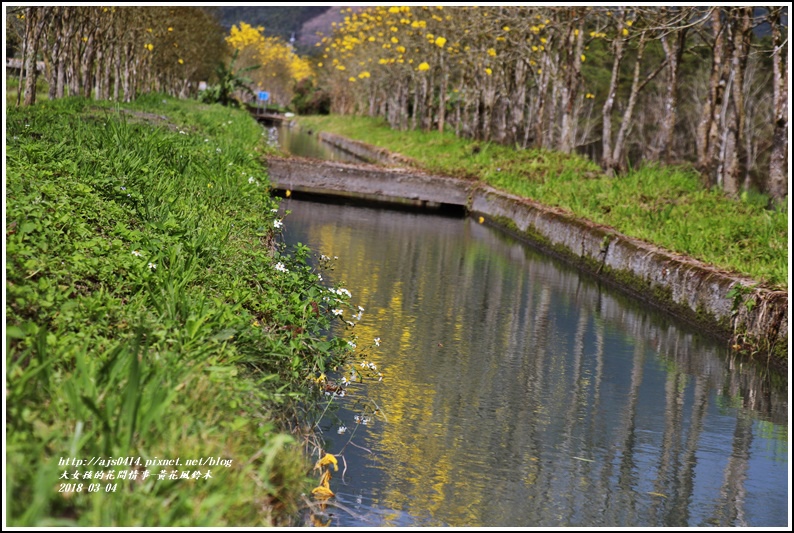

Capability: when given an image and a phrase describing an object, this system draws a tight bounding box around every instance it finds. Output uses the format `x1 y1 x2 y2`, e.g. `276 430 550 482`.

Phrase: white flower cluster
328 287 352 299
354 415 372 426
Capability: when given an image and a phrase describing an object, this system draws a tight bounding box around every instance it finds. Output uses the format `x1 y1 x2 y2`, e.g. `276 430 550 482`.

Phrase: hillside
217 6 334 53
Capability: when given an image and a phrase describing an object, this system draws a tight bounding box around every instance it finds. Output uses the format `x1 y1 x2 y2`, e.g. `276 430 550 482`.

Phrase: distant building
6 57 45 75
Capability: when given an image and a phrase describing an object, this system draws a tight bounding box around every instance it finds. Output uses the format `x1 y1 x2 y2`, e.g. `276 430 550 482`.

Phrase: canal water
277 196 789 528
268 121 363 163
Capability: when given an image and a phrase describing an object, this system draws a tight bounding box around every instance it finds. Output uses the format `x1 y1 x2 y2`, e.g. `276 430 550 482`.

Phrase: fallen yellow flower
312 485 335 498
314 453 338 471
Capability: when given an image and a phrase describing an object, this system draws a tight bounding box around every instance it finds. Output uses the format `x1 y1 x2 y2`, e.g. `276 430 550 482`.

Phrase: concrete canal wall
265 154 788 374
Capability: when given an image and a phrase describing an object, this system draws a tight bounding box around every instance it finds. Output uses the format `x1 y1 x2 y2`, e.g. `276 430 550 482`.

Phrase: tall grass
296 115 788 289
6 95 356 525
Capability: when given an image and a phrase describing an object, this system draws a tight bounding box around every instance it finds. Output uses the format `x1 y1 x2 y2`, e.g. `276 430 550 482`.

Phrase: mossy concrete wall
265 154 788 374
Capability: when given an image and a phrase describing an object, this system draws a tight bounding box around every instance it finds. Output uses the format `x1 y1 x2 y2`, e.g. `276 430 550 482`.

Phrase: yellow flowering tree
225 22 314 106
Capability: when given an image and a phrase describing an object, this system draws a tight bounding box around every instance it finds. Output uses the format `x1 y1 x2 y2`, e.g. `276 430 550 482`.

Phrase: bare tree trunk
22 7 50 106
559 12 585 154
399 80 408 131
421 71 432 131
113 39 122 101
610 33 649 173
44 9 63 100
530 65 549 148
697 8 729 186
767 7 788 204
437 55 447 133
16 12 29 107
721 7 752 196
410 78 420 130
123 42 133 102
601 11 627 173
481 79 495 142
545 53 560 149
658 22 687 164
509 59 528 146
80 33 97 99
54 8 76 100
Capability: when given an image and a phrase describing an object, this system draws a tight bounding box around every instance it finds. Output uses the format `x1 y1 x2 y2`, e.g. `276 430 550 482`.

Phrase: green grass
296 115 788 289
5 95 361 526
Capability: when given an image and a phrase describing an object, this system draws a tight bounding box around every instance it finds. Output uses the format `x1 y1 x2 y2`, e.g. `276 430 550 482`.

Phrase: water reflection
278 197 789 528
270 122 364 163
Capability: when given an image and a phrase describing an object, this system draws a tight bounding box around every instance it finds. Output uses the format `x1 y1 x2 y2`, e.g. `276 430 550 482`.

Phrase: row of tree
7 6 787 201
314 6 787 201
7 6 227 105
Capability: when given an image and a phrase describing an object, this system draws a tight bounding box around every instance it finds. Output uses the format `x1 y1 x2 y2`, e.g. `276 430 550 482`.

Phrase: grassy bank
296 115 788 290
5 95 358 526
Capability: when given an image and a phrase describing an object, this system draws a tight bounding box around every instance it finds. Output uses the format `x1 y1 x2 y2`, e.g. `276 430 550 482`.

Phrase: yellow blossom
435 36 447 47
487 48 496 57
314 453 339 471
178 58 184 64
622 28 629 36
417 62 430 71
581 54 585 62
485 67 492 75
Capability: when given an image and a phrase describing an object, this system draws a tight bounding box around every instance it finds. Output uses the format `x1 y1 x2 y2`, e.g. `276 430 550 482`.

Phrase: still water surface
270 122 363 163
278 197 789 528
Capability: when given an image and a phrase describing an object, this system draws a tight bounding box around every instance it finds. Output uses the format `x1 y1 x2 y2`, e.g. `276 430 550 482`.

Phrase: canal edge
264 154 788 375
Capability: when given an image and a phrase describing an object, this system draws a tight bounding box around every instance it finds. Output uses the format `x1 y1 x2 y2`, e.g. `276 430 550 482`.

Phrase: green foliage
290 77 331 115
296 115 788 289
5 95 357 525
199 49 260 107
727 283 757 315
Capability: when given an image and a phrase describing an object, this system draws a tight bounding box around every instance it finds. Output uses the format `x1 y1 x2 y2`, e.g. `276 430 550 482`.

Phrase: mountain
217 6 333 52
216 6 368 55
